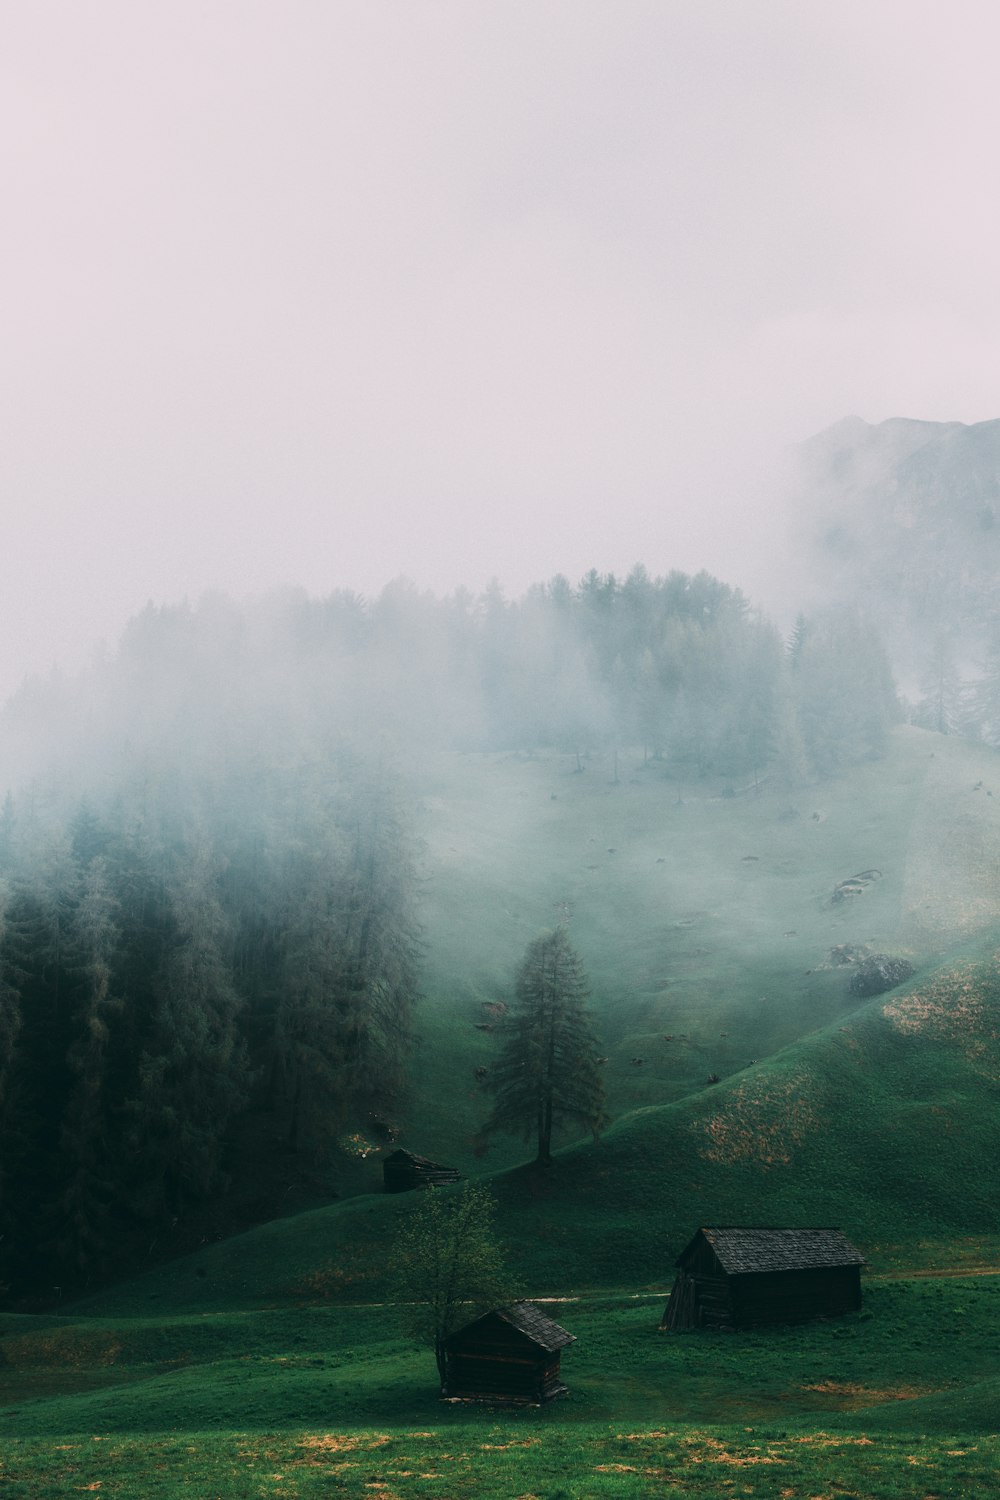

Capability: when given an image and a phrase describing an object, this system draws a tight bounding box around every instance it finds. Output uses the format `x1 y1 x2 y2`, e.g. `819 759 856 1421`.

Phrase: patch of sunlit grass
696 1072 819 1166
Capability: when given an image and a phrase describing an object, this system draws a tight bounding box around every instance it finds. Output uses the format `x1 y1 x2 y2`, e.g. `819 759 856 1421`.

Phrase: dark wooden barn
382 1149 460 1192
660 1226 865 1331
443 1302 575 1404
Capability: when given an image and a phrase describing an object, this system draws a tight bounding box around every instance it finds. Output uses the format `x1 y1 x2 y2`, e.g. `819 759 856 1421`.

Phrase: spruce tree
0 862 82 1288
263 755 419 1157
125 846 248 1221
0 890 22 1293
482 927 607 1167
57 855 122 1280
970 618 1000 745
914 631 966 736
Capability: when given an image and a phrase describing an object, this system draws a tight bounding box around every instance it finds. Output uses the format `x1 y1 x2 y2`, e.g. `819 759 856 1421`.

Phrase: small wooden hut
443 1302 575 1404
661 1226 865 1331
382 1149 460 1192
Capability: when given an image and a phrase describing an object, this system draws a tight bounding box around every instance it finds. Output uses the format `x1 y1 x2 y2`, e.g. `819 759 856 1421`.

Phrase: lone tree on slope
391 1182 514 1392
481 927 608 1168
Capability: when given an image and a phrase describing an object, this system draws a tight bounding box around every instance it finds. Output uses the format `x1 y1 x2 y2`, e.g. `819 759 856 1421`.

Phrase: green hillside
61 919 1000 1323
5 724 1000 1494
374 723 1000 1175
44 719 1000 1314
0 580 920 1290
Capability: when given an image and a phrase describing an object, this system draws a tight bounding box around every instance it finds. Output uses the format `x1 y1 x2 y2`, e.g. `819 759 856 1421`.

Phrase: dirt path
870 1265 1000 1280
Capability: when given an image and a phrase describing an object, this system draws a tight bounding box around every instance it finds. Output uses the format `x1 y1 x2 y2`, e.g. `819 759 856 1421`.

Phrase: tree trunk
287 1071 302 1150
537 1096 553 1166
435 1338 448 1394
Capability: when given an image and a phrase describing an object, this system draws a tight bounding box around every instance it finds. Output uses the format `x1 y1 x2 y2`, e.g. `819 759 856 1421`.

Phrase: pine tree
0 888 22 1293
57 855 122 1280
914 631 966 736
789 608 898 776
786 613 810 664
481 928 607 1167
0 846 82 1288
272 854 354 1153
263 756 419 1158
970 619 1000 745
125 845 248 1221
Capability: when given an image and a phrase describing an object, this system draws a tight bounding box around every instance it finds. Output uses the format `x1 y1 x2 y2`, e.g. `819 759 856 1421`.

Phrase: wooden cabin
660 1226 865 1331
443 1302 575 1404
382 1148 460 1192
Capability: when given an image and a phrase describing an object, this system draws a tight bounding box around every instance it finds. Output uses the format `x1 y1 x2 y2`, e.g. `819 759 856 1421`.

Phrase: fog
3 0 1000 1292
3 1 1000 703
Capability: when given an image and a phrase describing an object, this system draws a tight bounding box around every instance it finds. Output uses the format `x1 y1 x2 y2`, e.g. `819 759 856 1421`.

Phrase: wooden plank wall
731 1266 861 1327
445 1353 563 1402
662 1263 861 1331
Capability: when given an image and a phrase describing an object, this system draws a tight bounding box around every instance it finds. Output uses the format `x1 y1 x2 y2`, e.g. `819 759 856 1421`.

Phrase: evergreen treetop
481 927 607 1168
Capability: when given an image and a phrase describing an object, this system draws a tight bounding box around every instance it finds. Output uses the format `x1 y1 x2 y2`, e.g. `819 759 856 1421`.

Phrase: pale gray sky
2 1 998 701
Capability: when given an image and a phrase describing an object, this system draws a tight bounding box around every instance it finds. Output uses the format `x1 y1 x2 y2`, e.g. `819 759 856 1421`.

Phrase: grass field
4 1276 1000 1496
5 1421 998 1498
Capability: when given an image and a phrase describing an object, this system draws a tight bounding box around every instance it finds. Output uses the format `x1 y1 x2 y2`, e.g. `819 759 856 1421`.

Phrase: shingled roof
493 1302 576 1351
683 1227 866 1275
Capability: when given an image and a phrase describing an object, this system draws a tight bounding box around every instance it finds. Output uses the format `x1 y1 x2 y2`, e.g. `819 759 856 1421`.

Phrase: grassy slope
44 724 1000 1309
392 724 1000 1177
61 921 1000 1320
7 725 1000 1491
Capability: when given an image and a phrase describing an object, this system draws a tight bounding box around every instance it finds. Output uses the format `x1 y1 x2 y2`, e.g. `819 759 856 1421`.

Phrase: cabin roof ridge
489 1300 576 1350
679 1225 866 1274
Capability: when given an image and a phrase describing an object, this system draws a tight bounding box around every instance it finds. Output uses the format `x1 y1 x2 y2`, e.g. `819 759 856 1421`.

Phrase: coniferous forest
0 568 901 1299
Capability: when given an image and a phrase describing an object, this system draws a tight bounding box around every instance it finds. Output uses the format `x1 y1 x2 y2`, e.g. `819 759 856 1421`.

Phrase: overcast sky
2 1 998 701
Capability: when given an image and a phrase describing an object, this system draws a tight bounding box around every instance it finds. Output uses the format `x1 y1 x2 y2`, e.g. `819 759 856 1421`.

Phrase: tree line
0 565 903 1299
0 569 900 797
0 750 419 1299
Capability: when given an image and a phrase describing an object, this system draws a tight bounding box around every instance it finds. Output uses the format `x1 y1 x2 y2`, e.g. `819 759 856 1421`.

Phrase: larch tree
481 927 607 1168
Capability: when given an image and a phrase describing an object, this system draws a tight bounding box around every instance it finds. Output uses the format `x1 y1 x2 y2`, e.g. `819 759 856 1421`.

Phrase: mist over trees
0 568 900 797
0 750 420 1297
0 565 901 1299
791 416 1000 744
